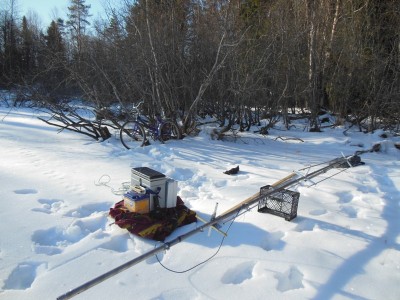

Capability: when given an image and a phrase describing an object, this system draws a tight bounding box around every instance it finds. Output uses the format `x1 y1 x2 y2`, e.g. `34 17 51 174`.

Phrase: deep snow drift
0 104 399 300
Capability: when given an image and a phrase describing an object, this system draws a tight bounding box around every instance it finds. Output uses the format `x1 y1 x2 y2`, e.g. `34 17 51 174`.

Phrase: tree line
1 0 399 134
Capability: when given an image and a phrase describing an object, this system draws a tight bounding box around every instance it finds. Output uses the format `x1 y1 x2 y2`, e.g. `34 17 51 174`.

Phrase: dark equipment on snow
224 165 239 175
57 147 375 300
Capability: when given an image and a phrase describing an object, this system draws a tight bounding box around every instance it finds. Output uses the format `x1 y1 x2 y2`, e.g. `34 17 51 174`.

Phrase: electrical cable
154 210 240 274
94 174 130 195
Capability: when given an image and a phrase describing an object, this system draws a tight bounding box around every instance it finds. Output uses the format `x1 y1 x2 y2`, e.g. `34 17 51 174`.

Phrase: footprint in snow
31 214 108 255
2 261 45 290
14 188 38 195
358 184 378 194
99 234 133 253
336 191 354 204
221 261 255 285
340 205 358 218
167 167 194 181
309 208 327 216
275 266 304 292
31 199 65 214
293 218 316 232
63 202 113 218
212 179 227 188
260 231 285 251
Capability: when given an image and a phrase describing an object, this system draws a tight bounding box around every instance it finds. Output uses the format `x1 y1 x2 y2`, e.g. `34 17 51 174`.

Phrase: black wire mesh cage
258 185 300 221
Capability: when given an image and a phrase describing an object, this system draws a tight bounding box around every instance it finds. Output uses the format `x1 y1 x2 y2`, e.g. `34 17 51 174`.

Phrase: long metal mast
57 152 362 300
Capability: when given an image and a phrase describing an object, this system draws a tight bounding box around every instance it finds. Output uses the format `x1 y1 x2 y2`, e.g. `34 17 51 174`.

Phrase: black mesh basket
257 185 300 221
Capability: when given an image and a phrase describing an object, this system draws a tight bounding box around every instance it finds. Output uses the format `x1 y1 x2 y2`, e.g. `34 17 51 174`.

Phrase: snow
0 104 399 300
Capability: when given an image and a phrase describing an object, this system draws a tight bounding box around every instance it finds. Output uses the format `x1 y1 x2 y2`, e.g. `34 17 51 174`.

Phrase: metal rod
196 215 227 236
57 153 358 299
57 220 212 300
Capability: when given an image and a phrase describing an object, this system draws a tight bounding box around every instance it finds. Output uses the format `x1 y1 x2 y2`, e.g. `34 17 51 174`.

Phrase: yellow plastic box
123 191 150 214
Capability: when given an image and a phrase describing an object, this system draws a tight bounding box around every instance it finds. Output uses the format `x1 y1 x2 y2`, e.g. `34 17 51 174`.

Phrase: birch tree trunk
145 0 163 116
306 0 320 130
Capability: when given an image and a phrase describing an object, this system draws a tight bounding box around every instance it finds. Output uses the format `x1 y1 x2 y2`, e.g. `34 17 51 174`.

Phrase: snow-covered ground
0 104 399 300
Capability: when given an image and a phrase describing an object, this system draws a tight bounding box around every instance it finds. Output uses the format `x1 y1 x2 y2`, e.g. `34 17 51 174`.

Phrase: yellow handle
219 172 297 218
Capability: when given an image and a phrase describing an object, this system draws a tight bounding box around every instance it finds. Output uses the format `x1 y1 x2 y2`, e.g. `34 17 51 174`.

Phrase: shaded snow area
1 106 399 300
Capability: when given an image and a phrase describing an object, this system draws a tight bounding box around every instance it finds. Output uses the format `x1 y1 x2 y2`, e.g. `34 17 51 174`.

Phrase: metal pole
57 217 219 300
57 153 357 299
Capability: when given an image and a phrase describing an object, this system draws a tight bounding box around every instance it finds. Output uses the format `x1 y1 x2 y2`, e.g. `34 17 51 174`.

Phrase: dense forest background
1 0 399 133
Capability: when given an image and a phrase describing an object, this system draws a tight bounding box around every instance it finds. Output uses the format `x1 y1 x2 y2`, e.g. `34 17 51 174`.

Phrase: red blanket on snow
109 196 197 241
